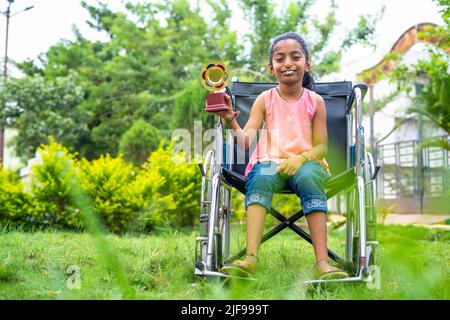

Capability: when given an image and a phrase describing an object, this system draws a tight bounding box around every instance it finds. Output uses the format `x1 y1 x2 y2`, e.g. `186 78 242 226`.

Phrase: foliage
0 141 201 232
30 141 83 229
408 53 450 131
136 142 202 228
119 120 161 166
341 7 384 50
78 155 145 234
170 79 213 132
410 25 449 150
0 169 38 227
237 0 379 79
0 73 89 161
0 0 381 161
366 0 450 151
3 0 242 159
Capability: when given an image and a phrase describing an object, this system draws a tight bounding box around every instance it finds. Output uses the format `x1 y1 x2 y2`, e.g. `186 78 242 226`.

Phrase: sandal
221 254 258 277
315 260 349 280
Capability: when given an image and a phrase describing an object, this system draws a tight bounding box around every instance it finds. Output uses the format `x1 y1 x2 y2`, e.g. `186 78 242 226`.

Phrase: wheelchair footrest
194 268 257 281
304 275 364 285
304 266 377 285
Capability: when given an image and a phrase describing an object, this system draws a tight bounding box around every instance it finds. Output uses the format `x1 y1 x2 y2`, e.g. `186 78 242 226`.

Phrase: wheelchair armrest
346 83 368 113
372 165 381 181
198 163 206 177
325 168 356 199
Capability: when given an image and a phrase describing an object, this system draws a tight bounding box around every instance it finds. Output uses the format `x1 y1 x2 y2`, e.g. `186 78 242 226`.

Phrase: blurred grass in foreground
0 223 448 300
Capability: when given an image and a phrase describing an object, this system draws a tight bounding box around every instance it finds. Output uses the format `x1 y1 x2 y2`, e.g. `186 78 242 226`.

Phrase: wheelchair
194 80 380 284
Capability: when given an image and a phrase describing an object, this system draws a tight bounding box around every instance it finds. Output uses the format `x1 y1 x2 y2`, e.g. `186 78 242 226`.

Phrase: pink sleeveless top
244 87 331 177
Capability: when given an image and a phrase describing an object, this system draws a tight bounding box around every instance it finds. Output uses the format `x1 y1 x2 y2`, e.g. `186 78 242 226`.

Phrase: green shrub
0 169 40 227
2 141 203 232
30 141 83 229
136 142 201 228
79 154 145 233
119 120 161 166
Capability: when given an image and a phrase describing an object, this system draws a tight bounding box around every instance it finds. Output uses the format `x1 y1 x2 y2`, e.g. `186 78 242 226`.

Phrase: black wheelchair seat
222 165 356 200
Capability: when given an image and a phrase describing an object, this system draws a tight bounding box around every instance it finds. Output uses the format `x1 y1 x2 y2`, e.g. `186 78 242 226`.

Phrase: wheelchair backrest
230 81 354 176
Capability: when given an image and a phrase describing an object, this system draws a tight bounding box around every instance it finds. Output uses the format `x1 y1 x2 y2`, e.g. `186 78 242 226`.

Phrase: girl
216 32 347 280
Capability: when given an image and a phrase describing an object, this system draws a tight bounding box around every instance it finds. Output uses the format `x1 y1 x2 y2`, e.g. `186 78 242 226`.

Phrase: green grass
0 224 448 300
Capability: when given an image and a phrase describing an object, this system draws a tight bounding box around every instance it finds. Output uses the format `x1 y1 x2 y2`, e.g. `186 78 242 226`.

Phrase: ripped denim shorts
245 161 330 215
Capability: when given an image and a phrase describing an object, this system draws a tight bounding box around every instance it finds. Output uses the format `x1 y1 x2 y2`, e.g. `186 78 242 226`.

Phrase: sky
0 0 444 80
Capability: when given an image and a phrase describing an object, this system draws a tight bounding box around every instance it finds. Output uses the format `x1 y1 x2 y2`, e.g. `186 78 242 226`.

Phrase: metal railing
377 136 449 201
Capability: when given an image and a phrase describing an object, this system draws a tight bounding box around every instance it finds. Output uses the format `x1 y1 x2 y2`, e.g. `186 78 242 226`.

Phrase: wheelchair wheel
197 148 232 273
210 182 231 271
346 186 361 274
364 152 379 268
345 153 379 276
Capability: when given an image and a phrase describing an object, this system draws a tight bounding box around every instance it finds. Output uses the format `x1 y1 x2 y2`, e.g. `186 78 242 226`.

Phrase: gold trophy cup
200 61 230 113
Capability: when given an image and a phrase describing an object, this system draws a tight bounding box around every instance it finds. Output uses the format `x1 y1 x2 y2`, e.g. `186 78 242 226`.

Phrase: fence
377 136 449 214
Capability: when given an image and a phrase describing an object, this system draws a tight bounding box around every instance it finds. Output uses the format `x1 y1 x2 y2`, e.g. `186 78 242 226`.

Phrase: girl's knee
247 203 268 214
245 192 272 212
290 162 328 198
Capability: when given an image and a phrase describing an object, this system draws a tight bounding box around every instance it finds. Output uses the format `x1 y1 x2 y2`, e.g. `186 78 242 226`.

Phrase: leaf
47 290 61 296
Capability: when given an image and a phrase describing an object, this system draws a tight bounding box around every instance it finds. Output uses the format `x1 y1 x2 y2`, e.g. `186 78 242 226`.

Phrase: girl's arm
277 95 328 176
216 93 265 149
302 94 328 160
302 95 328 160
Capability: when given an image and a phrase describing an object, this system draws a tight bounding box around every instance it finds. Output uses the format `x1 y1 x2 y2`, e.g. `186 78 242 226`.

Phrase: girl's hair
268 32 315 90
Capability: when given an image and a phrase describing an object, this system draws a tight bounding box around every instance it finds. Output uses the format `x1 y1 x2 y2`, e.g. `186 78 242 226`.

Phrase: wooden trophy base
205 92 229 113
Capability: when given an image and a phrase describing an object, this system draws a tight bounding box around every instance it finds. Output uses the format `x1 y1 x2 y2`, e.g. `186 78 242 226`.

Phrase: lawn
0 223 448 300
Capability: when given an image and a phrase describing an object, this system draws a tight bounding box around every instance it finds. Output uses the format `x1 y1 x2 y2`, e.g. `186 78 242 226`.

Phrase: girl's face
268 39 311 85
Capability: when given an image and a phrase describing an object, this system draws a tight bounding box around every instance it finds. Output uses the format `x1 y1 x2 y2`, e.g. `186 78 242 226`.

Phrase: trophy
200 61 230 113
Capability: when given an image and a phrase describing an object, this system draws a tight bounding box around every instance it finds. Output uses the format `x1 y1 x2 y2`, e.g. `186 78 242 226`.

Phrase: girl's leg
289 162 342 273
241 162 286 271
304 210 328 262
307 210 348 278
245 204 267 267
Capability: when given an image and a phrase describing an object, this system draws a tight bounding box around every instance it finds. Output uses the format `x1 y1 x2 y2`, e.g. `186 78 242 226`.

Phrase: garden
0 0 449 301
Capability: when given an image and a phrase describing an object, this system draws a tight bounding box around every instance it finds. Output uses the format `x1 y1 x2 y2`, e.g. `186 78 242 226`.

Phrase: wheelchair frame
194 81 380 284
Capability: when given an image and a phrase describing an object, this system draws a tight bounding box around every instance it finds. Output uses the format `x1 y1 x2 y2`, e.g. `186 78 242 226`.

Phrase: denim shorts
245 161 330 215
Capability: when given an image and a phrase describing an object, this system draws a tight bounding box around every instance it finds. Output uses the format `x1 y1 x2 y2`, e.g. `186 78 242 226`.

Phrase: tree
0 73 89 160
374 0 450 151
236 0 379 80
7 0 242 159
3 0 379 161
119 119 161 166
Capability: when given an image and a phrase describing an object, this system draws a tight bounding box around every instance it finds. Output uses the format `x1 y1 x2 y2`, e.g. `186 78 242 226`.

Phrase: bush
0 169 40 228
119 120 161 166
136 142 202 228
79 155 146 233
30 142 83 229
1 141 202 232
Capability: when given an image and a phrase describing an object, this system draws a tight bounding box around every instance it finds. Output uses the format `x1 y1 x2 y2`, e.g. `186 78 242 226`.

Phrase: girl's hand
208 94 235 121
276 155 307 177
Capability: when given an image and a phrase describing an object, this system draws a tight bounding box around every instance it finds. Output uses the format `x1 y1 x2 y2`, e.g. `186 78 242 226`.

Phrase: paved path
328 213 450 230
382 214 450 226
382 214 450 230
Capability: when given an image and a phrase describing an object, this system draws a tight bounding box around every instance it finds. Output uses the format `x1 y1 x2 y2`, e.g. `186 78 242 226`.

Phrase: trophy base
205 92 229 113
